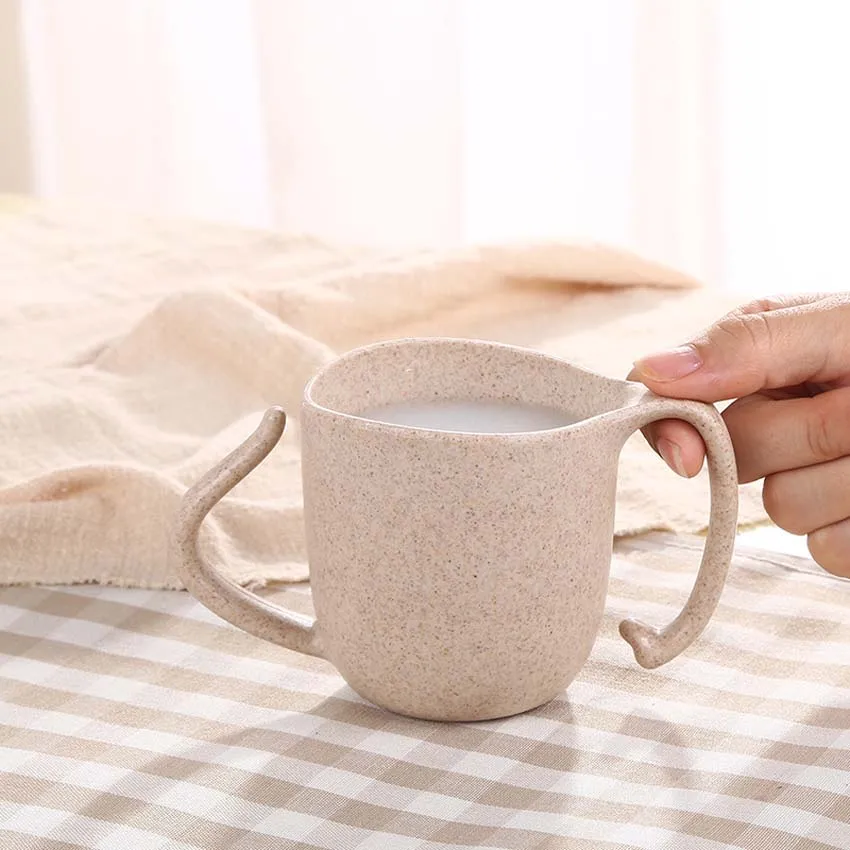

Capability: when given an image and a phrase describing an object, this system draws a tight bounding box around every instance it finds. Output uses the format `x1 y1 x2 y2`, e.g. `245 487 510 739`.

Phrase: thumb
632 296 850 402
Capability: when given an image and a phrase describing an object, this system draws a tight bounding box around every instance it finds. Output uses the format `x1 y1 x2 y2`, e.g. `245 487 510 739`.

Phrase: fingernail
656 437 688 477
633 345 702 382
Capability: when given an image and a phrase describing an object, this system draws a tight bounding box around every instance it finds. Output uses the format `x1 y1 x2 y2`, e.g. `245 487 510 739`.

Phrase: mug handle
616 393 738 668
172 407 323 658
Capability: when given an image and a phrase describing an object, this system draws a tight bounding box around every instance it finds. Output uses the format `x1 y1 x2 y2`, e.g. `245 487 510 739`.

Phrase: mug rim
302 336 626 439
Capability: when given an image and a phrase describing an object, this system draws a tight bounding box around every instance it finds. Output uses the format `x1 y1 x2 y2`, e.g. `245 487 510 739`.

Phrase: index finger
632 294 850 403
627 366 706 477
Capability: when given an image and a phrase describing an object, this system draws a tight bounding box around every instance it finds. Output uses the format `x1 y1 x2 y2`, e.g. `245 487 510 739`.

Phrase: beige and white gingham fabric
2 535 848 849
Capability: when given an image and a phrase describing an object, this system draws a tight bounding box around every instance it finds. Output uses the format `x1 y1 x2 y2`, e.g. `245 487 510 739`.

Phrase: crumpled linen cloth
0 196 765 587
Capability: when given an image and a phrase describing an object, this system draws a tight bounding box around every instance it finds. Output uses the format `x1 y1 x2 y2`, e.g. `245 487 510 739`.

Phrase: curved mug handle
617 393 738 668
172 407 323 658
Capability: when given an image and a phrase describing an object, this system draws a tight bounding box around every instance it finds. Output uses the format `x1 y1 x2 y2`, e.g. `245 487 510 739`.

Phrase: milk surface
360 400 574 433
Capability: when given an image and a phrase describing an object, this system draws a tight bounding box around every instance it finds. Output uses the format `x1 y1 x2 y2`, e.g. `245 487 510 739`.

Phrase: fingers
723 386 850 483
648 419 706 478
808 520 850 578
626 365 706 477
645 385 850 482
628 293 850 576
735 293 833 315
632 293 850 403
764 457 850 578
761 455 850 536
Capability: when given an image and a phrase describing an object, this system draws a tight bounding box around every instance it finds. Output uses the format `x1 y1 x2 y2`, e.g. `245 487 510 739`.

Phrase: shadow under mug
173 338 738 722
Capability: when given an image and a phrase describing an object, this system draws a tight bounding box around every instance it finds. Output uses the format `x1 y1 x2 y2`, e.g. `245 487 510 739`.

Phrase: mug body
301 338 624 721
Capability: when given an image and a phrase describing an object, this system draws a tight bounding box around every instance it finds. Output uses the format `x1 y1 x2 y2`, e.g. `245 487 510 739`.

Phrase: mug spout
548 364 643 435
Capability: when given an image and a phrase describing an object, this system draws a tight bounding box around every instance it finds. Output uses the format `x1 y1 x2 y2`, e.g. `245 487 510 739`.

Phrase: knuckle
804 403 838 462
738 296 784 315
712 311 775 355
818 293 850 313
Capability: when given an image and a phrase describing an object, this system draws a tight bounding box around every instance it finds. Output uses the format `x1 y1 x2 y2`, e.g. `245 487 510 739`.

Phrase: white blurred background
2 0 849 293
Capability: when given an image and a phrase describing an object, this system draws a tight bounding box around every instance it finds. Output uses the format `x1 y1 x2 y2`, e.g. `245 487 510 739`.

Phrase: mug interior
305 338 630 431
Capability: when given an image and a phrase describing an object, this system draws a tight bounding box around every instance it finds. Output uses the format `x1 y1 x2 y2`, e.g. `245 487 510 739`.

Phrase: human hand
630 293 850 577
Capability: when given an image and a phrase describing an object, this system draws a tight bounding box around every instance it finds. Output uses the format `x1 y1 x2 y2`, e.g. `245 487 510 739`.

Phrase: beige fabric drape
0 198 765 588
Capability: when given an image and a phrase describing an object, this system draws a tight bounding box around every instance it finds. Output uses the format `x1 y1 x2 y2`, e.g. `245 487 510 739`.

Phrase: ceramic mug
173 338 738 722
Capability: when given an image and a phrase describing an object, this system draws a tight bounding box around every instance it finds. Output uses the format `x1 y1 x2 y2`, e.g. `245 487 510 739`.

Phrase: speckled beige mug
174 338 738 722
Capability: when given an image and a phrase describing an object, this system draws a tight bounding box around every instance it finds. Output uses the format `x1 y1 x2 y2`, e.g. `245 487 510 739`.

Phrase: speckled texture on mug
174 337 739 722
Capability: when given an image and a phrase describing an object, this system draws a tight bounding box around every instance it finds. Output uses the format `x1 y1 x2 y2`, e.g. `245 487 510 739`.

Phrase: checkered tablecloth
1 536 849 849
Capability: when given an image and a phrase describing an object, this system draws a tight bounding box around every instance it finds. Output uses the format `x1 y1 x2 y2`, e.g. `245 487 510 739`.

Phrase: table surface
2 528 848 850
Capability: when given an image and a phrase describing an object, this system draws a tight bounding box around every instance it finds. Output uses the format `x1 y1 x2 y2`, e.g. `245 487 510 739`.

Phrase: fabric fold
0 197 766 588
